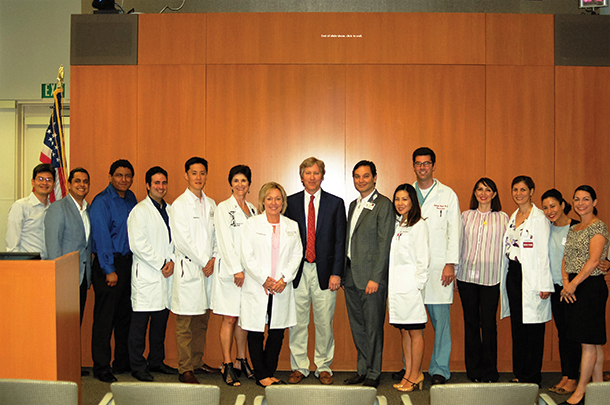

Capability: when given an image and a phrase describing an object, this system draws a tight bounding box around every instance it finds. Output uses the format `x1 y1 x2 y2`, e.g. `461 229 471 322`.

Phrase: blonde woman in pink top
239 182 302 387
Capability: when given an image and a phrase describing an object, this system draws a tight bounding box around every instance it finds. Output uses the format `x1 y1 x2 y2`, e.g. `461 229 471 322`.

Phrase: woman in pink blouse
457 177 508 382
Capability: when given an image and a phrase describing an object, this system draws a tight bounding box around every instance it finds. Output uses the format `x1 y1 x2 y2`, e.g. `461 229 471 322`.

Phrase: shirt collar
148 195 167 210
358 189 377 203
69 193 88 211
28 192 48 207
186 187 206 202
305 188 322 200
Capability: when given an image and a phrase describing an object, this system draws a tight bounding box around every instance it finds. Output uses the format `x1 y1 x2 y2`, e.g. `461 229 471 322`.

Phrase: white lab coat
211 195 257 316
415 179 461 304
169 188 217 315
500 205 553 324
388 218 431 324
127 197 174 312
239 214 302 332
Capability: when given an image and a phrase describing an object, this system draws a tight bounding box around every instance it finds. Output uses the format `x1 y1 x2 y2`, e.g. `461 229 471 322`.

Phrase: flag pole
55 65 68 183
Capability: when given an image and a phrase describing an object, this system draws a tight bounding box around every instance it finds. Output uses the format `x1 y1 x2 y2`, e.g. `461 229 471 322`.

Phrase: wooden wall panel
486 66 555 211
205 64 347 370
556 67 610 365
345 65 486 210
138 13 206 65
555 66 610 225
486 13 554 66
71 66 138 366
70 66 138 200
207 13 485 65
345 64 486 371
206 64 347 203
136 65 207 201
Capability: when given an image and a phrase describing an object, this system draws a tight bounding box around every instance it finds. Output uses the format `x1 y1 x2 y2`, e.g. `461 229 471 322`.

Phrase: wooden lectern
0 251 80 385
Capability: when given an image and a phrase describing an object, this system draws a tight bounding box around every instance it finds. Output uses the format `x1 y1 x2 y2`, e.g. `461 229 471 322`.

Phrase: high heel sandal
236 358 255 379
222 363 241 386
393 374 424 392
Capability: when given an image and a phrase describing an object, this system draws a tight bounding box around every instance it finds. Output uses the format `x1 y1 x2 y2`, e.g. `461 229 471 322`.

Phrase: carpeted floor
81 369 574 404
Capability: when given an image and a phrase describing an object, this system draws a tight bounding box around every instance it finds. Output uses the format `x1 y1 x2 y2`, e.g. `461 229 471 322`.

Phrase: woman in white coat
212 165 257 386
501 175 553 386
389 184 430 393
240 182 302 387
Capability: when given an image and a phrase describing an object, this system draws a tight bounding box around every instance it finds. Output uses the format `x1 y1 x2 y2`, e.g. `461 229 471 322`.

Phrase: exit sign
41 83 65 98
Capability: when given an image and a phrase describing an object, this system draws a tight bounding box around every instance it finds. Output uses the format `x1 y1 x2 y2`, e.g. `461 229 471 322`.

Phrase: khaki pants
175 311 210 374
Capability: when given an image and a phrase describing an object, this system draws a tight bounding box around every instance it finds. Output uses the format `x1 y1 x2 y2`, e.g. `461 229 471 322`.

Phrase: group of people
5 147 609 404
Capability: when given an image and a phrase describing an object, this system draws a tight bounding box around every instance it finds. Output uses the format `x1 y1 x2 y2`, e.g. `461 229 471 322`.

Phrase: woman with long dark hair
560 185 609 405
389 184 430 392
457 178 508 383
541 189 580 395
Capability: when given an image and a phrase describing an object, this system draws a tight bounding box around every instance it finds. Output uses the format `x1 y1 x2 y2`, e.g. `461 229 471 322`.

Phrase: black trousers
91 254 133 374
128 309 170 371
80 278 88 325
457 280 500 382
506 260 545 385
550 283 581 379
247 295 286 381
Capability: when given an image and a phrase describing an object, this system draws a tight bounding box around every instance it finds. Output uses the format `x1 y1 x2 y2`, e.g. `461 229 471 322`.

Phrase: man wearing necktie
285 157 347 385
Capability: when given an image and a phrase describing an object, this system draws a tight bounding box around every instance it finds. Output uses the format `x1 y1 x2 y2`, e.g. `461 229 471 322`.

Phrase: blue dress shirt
90 183 137 274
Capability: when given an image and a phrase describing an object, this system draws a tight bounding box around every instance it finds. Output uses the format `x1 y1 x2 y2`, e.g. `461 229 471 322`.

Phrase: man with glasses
411 147 460 385
6 163 56 259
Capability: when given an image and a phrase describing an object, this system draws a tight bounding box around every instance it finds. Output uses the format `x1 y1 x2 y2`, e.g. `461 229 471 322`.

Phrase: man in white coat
411 147 460 385
127 166 177 381
169 157 219 384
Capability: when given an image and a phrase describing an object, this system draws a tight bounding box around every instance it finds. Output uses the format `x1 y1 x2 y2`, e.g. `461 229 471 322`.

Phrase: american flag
39 87 68 202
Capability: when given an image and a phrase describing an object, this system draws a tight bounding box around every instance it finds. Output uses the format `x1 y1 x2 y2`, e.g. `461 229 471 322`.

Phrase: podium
0 251 80 385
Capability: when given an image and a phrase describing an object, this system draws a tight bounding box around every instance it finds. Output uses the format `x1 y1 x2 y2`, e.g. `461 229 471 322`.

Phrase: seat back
585 382 610 405
0 378 78 405
430 382 539 405
110 382 220 405
263 385 379 405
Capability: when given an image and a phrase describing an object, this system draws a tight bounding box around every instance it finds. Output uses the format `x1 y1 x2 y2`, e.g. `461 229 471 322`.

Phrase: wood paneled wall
71 12 610 373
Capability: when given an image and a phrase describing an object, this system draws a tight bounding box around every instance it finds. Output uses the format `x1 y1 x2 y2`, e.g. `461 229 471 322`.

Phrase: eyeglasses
413 161 433 168
36 176 54 182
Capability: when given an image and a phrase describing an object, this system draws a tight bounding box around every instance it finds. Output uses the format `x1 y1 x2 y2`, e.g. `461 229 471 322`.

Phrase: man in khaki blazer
343 160 394 388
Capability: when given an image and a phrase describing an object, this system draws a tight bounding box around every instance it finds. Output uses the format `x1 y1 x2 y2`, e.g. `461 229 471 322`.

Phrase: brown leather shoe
194 363 221 374
318 371 333 385
288 370 305 384
179 371 200 384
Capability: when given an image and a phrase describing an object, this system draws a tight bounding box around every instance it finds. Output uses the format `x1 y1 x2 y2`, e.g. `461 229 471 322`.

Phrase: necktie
306 195 316 263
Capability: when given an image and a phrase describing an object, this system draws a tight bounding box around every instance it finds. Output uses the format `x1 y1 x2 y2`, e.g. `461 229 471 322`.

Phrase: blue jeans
426 303 451 379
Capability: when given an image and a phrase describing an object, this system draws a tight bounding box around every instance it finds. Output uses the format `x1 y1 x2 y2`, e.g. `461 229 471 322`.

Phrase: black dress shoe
194 363 221 374
343 374 366 385
392 369 406 381
431 374 446 385
112 365 131 375
132 370 154 382
149 363 179 375
95 371 117 383
362 378 380 388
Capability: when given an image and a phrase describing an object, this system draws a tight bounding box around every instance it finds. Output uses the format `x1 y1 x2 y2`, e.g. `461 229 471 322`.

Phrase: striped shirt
457 209 509 286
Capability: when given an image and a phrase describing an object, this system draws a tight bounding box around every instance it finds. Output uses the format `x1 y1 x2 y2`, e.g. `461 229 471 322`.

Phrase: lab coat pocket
180 258 200 281
393 264 417 294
